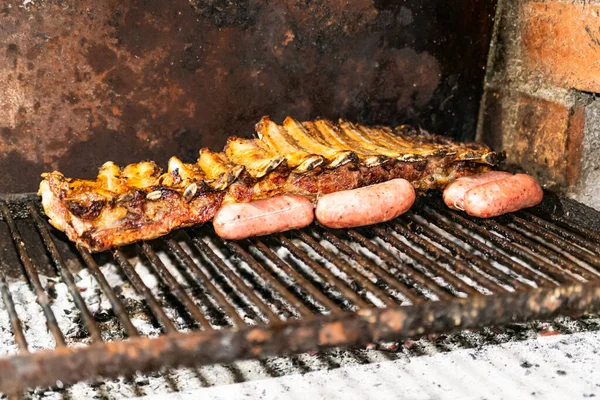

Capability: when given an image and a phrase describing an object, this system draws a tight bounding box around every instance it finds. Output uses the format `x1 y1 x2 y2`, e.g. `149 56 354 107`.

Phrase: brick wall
478 0 600 210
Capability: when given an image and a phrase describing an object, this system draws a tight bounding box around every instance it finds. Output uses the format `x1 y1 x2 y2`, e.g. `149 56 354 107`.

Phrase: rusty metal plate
0 0 496 193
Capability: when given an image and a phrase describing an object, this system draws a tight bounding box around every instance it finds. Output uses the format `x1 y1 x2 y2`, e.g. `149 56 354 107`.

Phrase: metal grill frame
0 192 599 395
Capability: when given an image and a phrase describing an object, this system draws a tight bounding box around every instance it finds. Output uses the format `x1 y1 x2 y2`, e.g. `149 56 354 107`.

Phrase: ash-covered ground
0 231 597 399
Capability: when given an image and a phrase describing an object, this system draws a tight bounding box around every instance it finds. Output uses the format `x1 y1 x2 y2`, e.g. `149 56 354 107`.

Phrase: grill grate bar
140 242 213 330
113 249 178 333
0 273 29 353
371 225 479 296
165 236 244 328
0 203 66 348
530 209 600 244
404 213 529 291
250 237 342 312
77 246 139 337
314 227 420 304
28 203 103 343
388 219 506 293
431 205 575 284
190 233 280 322
474 218 596 281
344 229 451 300
276 234 370 308
519 211 600 254
295 229 398 307
224 240 313 318
420 207 553 287
0 192 598 394
508 214 600 270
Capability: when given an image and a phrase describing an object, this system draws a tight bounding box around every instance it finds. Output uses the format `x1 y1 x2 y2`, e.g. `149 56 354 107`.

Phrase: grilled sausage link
463 174 543 218
315 178 415 229
443 171 512 210
213 195 314 240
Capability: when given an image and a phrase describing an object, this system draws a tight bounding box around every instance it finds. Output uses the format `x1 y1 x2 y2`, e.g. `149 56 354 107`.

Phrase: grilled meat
39 117 501 251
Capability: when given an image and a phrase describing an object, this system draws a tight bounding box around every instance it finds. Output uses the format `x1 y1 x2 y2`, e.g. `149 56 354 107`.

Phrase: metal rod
508 214 600 269
314 228 421 304
431 205 576 284
0 273 29 353
140 242 212 330
519 211 600 255
28 203 103 343
224 240 313 318
77 246 139 338
165 236 245 328
420 208 553 287
404 213 529 291
1 280 599 394
294 230 397 307
190 233 280 322
475 217 597 281
250 237 342 313
113 249 178 334
388 219 506 293
371 225 480 296
277 233 370 309
530 209 600 244
0 203 66 348
344 229 452 301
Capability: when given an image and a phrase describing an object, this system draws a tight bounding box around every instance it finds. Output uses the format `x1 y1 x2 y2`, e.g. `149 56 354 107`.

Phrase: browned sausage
213 195 314 240
443 171 512 210
315 178 415 229
463 174 543 218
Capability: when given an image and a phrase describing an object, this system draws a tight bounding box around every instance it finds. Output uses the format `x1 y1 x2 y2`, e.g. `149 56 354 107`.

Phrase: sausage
443 171 512 210
315 178 415 229
463 174 543 218
213 195 314 240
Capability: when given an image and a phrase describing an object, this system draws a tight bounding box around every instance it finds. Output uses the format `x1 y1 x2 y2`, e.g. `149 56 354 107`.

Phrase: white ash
345 237 421 304
292 237 375 309
507 222 598 281
274 239 355 311
314 234 412 306
159 329 600 400
0 251 330 399
370 233 464 298
246 244 330 315
0 229 597 398
201 234 289 323
345 233 441 302
386 226 492 296
410 213 543 289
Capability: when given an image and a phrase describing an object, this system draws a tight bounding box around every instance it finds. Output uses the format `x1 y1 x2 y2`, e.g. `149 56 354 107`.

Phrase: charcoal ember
93 310 114 323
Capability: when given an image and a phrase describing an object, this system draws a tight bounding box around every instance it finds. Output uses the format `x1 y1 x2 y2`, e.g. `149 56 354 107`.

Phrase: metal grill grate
0 193 599 395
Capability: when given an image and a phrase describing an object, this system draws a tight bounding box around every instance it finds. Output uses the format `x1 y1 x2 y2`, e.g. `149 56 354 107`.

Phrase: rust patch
318 321 347 346
246 328 272 344
380 309 407 331
0 0 495 193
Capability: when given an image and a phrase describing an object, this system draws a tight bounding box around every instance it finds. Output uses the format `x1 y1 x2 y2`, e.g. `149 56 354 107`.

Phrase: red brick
512 94 585 187
522 2 600 93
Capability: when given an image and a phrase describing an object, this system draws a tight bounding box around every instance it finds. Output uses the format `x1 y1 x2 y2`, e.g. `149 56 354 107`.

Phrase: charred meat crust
41 158 489 252
39 117 498 252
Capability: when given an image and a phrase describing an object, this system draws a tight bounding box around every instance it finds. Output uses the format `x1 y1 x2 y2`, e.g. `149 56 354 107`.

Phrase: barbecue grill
0 191 598 397
2 0 600 398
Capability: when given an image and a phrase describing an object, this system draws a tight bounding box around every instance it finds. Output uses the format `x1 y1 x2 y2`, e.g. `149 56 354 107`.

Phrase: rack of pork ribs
39 116 500 252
